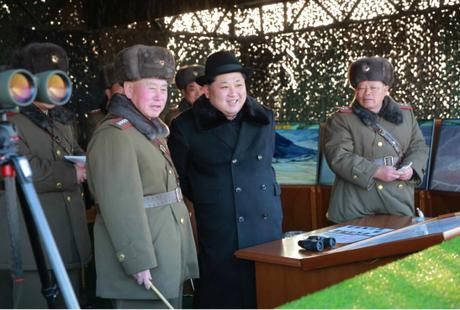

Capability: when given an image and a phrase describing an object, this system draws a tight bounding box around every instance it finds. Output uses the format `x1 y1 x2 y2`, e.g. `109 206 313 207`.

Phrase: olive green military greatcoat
87 108 198 300
324 98 429 223
0 110 92 270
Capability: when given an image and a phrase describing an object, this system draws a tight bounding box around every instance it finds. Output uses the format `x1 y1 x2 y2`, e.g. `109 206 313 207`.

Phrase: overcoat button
56 182 62 189
56 149 62 156
66 196 71 202
232 159 238 164
398 183 404 189
180 218 184 224
117 253 125 262
168 170 173 174
235 187 242 193
377 141 383 147
377 184 384 190
238 216 245 223
257 155 263 160
262 214 268 220
352 175 358 180
260 184 267 190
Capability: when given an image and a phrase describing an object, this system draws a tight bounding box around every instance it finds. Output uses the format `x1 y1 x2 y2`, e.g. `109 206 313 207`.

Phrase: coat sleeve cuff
351 164 378 190
50 160 78 191
115 242 158 275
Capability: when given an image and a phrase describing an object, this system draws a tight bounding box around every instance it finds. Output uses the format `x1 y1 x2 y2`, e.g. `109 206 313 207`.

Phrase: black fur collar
20 104 75 130
193 95 270 131
352 95 403 126
108 94 169 140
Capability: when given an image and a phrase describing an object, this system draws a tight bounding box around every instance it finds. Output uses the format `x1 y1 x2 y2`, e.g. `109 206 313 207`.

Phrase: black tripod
0 116 80 309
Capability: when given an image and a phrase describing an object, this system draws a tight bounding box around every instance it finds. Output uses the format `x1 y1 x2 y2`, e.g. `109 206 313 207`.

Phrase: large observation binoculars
0 69 72 110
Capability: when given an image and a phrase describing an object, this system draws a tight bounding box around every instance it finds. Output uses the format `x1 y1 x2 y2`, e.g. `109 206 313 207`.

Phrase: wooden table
235 214 449 308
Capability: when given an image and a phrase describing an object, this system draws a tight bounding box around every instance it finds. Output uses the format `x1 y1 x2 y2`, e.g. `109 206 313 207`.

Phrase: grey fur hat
114 45 175 84
10 42 69 74
175 65 204 90
101 63 117 88
348 56 394 88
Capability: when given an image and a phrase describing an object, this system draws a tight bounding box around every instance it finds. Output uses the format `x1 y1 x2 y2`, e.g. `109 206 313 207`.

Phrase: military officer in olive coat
0 42 92 308
324 57 429 223
87 45 198 309
168 50 283 308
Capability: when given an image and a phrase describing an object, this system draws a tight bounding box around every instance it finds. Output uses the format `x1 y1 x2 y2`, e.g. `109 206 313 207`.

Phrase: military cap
101 63 117 89
348 56 394 89
114 45 175 84
10 42 69 74
175 65 204 90
196 50 252 86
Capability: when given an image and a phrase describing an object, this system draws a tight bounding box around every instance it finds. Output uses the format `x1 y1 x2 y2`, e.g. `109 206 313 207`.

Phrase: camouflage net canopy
163 0 460 123
1 0 459 123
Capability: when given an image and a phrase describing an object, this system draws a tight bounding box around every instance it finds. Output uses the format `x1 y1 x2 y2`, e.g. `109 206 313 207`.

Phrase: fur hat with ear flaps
348 56 394 89
10 42 69 74
101 63 117 88
114 45 175 84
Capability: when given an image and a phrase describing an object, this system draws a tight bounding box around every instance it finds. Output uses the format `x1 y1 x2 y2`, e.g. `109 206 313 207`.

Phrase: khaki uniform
87 115 198 301
0 112 92 307
324 103 429 223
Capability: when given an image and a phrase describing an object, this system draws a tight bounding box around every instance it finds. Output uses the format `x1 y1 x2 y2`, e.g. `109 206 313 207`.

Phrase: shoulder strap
37 123 75 155
371 122 403 158
152 138 180 181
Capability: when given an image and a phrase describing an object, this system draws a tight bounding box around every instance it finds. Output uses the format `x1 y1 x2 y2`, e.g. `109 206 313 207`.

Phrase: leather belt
372 156 400 167
143 188 183 209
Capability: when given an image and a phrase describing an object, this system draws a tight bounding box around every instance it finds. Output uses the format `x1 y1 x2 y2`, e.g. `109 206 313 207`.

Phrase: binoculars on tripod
0 69 72 110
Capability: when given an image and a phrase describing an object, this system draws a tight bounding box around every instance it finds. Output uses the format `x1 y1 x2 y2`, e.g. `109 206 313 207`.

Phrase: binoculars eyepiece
298 235 337 252
0 69 72 110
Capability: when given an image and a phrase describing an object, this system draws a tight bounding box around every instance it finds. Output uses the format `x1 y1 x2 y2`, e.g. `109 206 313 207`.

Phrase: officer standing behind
83 62 124 147
87 45 198 309
324 56 428 223
0 42 92 308
168 50 283 308
163 65 204 126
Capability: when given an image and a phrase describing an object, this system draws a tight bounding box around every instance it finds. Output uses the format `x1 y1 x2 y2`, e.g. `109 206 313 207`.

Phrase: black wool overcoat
168 95 283 308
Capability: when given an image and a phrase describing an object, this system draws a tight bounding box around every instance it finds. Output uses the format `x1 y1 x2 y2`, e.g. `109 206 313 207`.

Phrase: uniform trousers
112 285 183 309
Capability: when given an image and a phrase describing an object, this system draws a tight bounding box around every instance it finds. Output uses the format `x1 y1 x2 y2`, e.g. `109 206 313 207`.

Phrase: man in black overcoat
168 50 283 308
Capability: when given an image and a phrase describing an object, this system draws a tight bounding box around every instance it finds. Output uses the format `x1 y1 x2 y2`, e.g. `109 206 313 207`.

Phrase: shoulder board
336 106 352 113
110 117 132 130
399 103 413 110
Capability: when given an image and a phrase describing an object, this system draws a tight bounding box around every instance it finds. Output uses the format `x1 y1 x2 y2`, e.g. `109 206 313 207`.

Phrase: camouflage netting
1 0 459 123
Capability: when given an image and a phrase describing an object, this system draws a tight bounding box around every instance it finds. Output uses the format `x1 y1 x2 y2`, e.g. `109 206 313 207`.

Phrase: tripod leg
12 156 80 309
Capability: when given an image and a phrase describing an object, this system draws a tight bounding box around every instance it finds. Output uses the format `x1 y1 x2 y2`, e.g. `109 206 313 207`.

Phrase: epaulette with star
337 106 352 113
399 102 413 110
110 117 133 130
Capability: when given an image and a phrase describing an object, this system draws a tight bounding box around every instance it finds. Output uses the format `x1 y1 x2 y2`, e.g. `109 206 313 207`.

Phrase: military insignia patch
110 117 133 129
337 106 352 113
399 103 413 110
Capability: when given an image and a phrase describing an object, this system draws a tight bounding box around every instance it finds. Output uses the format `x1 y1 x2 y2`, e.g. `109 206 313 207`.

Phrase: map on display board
273 123 319 184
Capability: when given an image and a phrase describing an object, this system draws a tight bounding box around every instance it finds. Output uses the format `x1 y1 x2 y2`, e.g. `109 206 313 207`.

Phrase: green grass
280 237 460 309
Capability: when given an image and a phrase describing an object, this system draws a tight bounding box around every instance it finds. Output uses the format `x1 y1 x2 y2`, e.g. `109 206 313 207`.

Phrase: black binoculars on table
298 235 337 252
0 69 72 110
